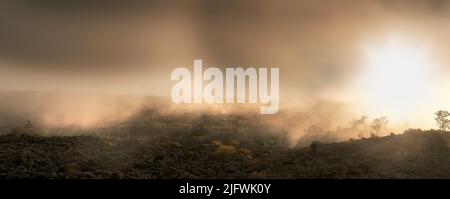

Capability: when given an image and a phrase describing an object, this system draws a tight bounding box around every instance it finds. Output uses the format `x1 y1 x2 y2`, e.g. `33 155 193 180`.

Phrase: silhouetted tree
371 117 388 136
435 110 450 131
26 120 33 129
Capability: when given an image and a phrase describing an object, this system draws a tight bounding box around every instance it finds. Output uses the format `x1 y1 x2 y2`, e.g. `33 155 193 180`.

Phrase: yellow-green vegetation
215 144 236 156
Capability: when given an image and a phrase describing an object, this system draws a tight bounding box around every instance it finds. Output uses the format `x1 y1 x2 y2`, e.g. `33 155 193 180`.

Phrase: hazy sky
2 0 450 129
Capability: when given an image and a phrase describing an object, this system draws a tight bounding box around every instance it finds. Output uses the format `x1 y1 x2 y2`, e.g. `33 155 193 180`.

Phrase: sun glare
359 36 435 121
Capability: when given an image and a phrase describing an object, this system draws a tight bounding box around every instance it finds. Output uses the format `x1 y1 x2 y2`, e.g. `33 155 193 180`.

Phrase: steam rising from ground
0 91 394 147
0 91 146 129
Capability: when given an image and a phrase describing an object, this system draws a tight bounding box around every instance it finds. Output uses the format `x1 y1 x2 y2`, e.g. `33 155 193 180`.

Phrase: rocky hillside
0 128 448 179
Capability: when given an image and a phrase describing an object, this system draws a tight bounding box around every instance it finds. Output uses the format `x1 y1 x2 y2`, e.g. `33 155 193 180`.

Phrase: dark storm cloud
1 0 450 97
0 0 252 69
0 1 168 68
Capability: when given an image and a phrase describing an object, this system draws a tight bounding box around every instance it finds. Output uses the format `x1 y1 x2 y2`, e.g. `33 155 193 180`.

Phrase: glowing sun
359 36 435 120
